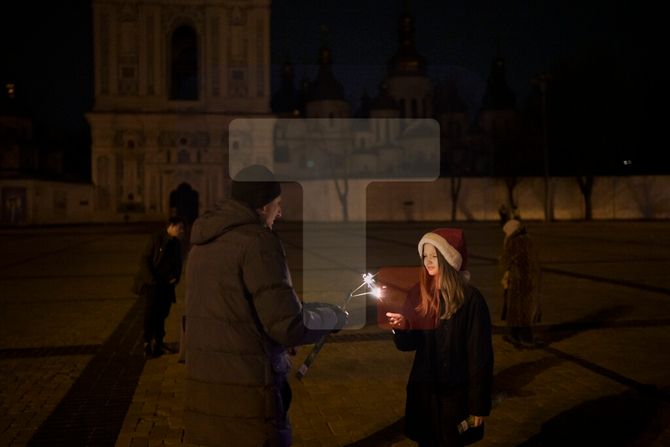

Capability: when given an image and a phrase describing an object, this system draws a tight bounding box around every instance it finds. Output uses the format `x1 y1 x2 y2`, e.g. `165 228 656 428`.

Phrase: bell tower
87 0 272 221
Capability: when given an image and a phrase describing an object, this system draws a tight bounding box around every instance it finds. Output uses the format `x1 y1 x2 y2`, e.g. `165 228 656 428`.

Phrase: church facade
87 0 272 222
2 1 537 224
270 5 521 182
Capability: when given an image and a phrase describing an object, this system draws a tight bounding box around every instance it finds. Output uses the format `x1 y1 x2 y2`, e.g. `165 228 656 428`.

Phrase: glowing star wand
295 272 382 381
341 272 381 311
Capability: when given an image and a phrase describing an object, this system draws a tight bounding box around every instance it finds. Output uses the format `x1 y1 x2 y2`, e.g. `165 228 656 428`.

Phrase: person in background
386 228 493 446
500 219 542 348
183 164 348 447
132 216 185 358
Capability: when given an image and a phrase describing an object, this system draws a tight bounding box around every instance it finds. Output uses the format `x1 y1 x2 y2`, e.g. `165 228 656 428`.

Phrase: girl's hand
471 415 485 427
386 312 408 330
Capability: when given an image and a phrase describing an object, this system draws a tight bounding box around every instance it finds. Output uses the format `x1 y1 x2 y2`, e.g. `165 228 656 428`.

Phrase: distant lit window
6 83 15 99
300 155 311 169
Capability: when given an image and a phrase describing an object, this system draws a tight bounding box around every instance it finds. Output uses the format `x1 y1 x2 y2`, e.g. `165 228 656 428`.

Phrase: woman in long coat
386 228 493 446
500 219 541 347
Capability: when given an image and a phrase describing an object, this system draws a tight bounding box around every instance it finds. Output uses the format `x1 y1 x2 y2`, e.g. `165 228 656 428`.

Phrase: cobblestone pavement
1 221 669 446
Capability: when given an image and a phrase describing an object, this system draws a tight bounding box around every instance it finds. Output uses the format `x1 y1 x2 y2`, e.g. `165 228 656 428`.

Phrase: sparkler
295 272 382 380
341 272 382 310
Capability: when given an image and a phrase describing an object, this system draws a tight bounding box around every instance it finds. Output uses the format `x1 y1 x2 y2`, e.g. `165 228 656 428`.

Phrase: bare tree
504 176 519 212
576 175 595 220
317 124 352 222
332 162 349 222
450 176 462 221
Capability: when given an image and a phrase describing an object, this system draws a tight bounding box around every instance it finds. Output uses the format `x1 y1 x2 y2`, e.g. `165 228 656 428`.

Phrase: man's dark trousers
143 283 175 348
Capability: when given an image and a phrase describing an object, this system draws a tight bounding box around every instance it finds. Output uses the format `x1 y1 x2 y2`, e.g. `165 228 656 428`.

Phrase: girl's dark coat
394 283 493 445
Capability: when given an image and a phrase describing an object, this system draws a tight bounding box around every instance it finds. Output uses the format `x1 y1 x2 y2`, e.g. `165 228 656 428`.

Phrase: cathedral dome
389 10 426 75
308 45 346 102
370 82 400 111
481 56 516 111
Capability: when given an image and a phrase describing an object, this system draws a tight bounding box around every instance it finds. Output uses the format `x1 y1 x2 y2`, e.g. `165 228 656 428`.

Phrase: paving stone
129 436 149 447
2 223 669 446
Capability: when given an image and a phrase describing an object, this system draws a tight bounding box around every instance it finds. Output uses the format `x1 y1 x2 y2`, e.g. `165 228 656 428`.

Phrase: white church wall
2 175 669 225
0 179 96 225
275 176 670 223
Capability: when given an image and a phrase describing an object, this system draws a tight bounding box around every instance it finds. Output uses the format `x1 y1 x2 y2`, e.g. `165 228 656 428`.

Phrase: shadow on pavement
536 305 634 346
494 356 564 400
344 418 405 447
517 388 664 447
342 357 567 446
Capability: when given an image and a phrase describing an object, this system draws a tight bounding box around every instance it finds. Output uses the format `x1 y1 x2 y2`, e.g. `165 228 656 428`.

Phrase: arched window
170 25 198 100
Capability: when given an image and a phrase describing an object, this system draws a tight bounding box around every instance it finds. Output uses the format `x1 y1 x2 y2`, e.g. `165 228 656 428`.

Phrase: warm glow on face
260 196 282 229
168 223 184 238
423 243 438 276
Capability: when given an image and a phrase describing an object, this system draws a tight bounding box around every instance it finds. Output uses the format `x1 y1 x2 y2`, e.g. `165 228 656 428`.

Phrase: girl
386 228 493 446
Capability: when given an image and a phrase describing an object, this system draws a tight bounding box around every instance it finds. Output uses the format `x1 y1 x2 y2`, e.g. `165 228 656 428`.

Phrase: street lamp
533 72 552 222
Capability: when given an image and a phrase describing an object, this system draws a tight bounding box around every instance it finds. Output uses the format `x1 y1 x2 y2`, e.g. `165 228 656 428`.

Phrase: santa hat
418 228 469 279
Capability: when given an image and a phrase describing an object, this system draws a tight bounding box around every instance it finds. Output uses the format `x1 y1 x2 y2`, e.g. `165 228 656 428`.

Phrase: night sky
0 1 661 179
273 0 621 108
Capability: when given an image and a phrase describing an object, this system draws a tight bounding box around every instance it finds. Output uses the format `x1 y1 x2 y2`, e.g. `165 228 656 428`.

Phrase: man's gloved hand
318 302 349 333
303 302 349 333
332 306 349 334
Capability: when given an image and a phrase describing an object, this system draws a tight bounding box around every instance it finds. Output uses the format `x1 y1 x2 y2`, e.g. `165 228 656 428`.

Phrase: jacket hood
190 199 262 245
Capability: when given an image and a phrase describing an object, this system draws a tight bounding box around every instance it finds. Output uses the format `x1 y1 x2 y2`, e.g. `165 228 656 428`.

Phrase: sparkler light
343 272 383 308
296 272 382 380
371 286 383 299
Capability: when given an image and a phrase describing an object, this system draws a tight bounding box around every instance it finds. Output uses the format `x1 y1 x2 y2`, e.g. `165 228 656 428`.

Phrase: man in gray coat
184 165 347 446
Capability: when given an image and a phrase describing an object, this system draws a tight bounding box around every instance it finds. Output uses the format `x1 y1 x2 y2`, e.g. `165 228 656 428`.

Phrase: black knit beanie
231 165 281 209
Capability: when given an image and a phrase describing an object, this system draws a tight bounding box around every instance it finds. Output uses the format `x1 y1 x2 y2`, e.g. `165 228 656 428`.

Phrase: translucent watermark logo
230 118 439 329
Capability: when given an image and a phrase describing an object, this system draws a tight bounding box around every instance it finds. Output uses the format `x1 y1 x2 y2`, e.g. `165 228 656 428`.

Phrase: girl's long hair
417 250 466 323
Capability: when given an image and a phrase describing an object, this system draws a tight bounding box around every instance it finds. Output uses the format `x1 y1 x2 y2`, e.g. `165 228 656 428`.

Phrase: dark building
271 5 522 177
